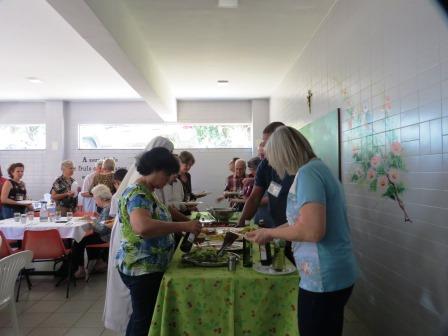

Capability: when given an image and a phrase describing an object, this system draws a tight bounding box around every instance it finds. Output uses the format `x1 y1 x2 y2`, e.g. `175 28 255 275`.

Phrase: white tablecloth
0 217 89 242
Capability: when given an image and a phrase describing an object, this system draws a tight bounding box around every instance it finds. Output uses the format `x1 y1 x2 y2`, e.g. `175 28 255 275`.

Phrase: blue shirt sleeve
296 165 326 208
126 193 153 214
254 159 269 190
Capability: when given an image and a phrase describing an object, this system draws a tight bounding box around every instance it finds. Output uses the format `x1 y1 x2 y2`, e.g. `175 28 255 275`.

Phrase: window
0 124 46 150
78 124 252 149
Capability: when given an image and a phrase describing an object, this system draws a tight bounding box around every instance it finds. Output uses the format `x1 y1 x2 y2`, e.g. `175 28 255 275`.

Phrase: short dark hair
247 157 261 170
179 151 195 165
263 121 285 135
114 168 128 182
7 163 24 178
136 147 180 176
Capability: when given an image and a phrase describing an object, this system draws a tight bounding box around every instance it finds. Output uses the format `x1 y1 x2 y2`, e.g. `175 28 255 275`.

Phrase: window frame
0 123 47 151
77 123 252 150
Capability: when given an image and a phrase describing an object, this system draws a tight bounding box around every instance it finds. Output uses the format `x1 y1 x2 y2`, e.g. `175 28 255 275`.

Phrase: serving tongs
216 231 240 257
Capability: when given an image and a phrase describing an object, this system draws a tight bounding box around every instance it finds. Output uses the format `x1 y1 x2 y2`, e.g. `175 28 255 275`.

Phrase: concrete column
251 99 270 156
45 101 65 182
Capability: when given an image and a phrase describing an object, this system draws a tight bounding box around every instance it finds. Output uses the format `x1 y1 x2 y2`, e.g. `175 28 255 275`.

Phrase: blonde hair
96 159 104 168
61 160 74 170
265 126 316 178
91 184 112 200
102 158 116 172
235 159 246 169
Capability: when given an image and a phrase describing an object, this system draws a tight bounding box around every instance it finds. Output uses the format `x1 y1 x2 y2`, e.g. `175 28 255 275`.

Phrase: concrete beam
47 0 177 121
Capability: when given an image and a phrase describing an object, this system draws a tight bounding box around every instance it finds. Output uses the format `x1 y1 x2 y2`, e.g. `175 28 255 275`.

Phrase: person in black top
178 151 196 202
237 122 295 261
0 163 32 218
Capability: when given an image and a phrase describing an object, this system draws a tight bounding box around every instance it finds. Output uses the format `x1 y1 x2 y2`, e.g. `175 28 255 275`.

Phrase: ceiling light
217 80 229 86
26 77 43 84
218 0 238 9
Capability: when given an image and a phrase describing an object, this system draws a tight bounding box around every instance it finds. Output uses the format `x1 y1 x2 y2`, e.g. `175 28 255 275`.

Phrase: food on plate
238 226 257 234
186 247 228 263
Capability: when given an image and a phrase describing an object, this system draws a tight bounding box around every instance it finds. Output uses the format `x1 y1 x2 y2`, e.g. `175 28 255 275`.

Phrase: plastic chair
85 242 109 282
19 229 74 300
0 230 15 259
0 250 33 336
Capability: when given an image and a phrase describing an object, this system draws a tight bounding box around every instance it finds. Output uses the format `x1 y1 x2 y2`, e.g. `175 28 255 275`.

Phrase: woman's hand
184 220 202 236
242 177 254 186
245 228 273 245
66 191 75 198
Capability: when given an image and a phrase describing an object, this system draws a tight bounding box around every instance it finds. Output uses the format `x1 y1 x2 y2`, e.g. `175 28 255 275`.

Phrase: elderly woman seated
73 184 114 279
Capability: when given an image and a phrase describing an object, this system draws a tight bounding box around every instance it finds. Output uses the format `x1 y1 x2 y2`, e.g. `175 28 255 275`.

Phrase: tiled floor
0 273 372 336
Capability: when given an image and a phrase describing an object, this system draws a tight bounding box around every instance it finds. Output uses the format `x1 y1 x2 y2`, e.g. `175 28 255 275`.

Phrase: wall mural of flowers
341 85 412 222
350 139 412 222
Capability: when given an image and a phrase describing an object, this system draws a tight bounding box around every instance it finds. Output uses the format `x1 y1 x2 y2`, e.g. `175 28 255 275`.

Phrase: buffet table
149 247 300 336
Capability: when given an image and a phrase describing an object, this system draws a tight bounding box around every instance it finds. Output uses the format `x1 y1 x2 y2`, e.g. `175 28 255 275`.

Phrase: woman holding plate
50 160 78 215
0 162 32 218
246 126 358 336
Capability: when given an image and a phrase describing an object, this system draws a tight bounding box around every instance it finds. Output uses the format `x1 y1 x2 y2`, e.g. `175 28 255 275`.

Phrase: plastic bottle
39 202 48 222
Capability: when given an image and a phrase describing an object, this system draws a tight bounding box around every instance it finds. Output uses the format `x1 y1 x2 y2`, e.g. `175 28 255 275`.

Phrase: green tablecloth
149 248 300 336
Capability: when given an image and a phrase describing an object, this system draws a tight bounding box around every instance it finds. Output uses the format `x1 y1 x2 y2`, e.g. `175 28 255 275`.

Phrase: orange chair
19 229 75 300
0 231 15 259
85 242 109 282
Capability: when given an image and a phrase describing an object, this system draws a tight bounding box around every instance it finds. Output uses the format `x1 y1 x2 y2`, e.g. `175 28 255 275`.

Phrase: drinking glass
27 211 34 222
20 214 27 224
67 211 73 222
55 210 61 220
14 212 21 222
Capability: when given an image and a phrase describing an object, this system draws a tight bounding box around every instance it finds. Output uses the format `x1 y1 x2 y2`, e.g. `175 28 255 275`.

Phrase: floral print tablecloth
149 248 299 336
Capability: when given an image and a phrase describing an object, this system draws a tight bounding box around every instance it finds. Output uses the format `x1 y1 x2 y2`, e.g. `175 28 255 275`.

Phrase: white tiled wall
271 0 448 335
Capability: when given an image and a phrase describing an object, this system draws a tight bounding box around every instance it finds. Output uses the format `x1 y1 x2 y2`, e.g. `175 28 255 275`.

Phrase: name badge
267 181 282 198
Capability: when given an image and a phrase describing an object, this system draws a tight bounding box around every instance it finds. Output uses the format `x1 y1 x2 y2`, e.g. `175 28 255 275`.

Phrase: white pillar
45 101 65 184
251 99 270 156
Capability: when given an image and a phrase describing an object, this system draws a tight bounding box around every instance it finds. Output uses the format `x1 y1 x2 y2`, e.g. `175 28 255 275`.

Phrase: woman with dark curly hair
0 163 32 219
116 147 202 336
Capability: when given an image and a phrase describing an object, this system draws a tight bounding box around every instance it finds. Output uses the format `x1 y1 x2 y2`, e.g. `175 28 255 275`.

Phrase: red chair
19 229 75 300
85 242 109 282
0 231 15 259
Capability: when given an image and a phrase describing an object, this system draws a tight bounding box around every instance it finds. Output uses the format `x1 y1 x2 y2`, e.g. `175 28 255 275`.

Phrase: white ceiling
120 0 335 99
0 0 335 103
0 0 140 101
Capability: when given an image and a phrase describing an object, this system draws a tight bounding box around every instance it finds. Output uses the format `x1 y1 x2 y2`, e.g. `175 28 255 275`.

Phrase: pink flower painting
350 140 411 222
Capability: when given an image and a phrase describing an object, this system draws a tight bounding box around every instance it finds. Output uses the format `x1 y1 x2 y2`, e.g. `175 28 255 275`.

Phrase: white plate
16 200 33 205
198 241 243 252
253 262 297 275
194 192 210 198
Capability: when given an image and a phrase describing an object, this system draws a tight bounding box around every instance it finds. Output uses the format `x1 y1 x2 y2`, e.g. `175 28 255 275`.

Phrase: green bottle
243 237 253 267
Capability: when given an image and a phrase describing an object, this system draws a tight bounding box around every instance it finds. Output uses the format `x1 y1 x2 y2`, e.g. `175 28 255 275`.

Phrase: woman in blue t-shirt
247 126 358 336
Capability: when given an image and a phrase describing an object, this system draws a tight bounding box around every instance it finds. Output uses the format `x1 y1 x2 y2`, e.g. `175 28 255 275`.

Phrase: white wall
1 99 267 207
0 102 51 200
270 1 448 335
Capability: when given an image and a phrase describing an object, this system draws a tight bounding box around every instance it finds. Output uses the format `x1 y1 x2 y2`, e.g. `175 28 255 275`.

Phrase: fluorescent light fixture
218 0 238 9
217 80 229 86
26 77 43 84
